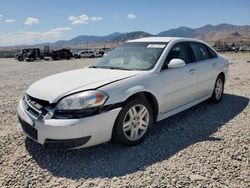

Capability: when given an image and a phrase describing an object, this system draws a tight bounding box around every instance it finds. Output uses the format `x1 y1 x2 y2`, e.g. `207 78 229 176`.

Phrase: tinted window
206 45 217 58
164 42 192 66
190 42 210 62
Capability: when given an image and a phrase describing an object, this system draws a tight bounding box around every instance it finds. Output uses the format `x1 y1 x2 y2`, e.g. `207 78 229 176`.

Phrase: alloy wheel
122 104 149 141
215 78 223 100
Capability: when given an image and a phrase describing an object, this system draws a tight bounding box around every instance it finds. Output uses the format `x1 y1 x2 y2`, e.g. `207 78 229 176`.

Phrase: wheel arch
111 90 159 143
123 90 159 122
218 72 225 83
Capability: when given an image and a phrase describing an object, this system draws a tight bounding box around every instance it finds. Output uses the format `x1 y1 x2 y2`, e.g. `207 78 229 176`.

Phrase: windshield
94 42 167 71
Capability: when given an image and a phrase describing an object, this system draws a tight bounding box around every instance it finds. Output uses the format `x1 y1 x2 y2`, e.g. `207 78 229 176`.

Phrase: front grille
26 95 43 110
26 94 50 107
23 94 50 119
18 116 38 140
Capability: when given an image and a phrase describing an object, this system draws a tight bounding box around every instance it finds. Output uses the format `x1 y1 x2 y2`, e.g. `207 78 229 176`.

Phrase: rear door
157 42 199 114
189 42 218 98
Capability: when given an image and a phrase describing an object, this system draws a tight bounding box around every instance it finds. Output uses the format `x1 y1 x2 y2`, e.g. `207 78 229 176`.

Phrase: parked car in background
239 46 250 52
93 50 103 57
77 49 96 58
76 49 104 58
17 37 229 149
51 48 73 60
71 49 105 59
96 49 105 57
71 50 81 59
92 49 104 57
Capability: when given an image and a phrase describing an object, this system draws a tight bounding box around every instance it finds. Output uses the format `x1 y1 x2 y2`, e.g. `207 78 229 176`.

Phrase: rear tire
210 75 224 103
112 98 153 146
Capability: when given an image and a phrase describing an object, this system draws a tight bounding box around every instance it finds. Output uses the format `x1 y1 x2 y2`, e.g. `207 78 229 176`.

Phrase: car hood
26 67 142 103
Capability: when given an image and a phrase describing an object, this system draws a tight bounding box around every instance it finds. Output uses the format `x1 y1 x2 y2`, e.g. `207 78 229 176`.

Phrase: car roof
127 37 203 43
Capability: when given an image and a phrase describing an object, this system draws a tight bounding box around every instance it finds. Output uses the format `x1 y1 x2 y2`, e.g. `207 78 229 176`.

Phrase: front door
157 42 199 114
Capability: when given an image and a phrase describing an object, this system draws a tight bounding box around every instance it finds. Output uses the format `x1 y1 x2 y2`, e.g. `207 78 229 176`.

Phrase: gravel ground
0 53 249 188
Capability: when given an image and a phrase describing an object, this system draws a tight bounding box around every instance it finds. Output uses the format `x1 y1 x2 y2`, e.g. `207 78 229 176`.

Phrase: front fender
100 72 160 108
125 85 151 97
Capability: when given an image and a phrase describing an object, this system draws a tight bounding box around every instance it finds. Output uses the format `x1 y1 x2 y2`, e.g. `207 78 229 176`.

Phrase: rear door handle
212 62 217 67
189 69 195 74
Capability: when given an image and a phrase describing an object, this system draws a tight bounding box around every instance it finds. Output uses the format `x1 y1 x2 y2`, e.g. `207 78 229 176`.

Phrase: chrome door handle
189 69 195 74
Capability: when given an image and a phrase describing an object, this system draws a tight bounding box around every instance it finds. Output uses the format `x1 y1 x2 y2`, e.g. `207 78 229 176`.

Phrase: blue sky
0 0 250 46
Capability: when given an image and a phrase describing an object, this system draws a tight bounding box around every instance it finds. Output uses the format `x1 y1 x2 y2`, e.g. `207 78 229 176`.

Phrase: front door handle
189 69 195 74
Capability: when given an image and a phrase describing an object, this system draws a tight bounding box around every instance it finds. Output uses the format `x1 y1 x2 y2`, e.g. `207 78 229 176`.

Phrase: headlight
56 90 108 110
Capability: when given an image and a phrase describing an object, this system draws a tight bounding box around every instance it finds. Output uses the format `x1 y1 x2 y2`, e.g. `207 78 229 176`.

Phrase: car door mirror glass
168 58 186 68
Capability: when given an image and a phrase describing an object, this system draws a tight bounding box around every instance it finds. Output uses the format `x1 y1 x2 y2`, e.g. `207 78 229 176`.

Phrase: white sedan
17 37 229 149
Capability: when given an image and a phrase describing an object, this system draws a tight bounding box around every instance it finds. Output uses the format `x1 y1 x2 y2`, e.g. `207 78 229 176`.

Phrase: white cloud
69 14 89 25
0 14 2 20
79 14 88 21
24 17 39 26
69 14 103 25
68 16 77 21
90 16 103 22
0 27 71 46
72 20 85 25
52 27 71 32
128 13 136 19
5 19 16 23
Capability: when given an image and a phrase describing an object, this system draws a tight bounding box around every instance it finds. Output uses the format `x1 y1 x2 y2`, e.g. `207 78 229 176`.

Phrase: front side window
190 42 210 62
164 42 192 67
95 42 167 71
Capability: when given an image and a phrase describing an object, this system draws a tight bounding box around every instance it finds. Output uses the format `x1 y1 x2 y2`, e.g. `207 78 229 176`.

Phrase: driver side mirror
168 59 186 69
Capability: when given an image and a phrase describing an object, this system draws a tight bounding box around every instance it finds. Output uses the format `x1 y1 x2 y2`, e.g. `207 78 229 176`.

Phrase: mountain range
2 23 250 49
55 23 250 48
51 31 153 48
158 23 250 43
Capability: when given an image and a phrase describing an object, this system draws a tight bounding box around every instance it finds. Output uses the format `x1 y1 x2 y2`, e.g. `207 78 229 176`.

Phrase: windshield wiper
107 67 133 71
89 66 133 71
88 65 98 68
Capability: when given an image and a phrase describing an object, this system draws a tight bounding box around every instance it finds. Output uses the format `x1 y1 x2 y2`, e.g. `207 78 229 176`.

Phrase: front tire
210 75 224 103
18 56 24 61
112 98 153 146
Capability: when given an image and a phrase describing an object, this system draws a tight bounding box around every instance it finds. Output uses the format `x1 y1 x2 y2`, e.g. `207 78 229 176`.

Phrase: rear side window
165 42 192 64
190 42 210 62
206 46 217 58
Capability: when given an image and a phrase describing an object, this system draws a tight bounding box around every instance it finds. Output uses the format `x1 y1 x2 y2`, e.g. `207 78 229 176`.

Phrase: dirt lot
0 53 249 187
